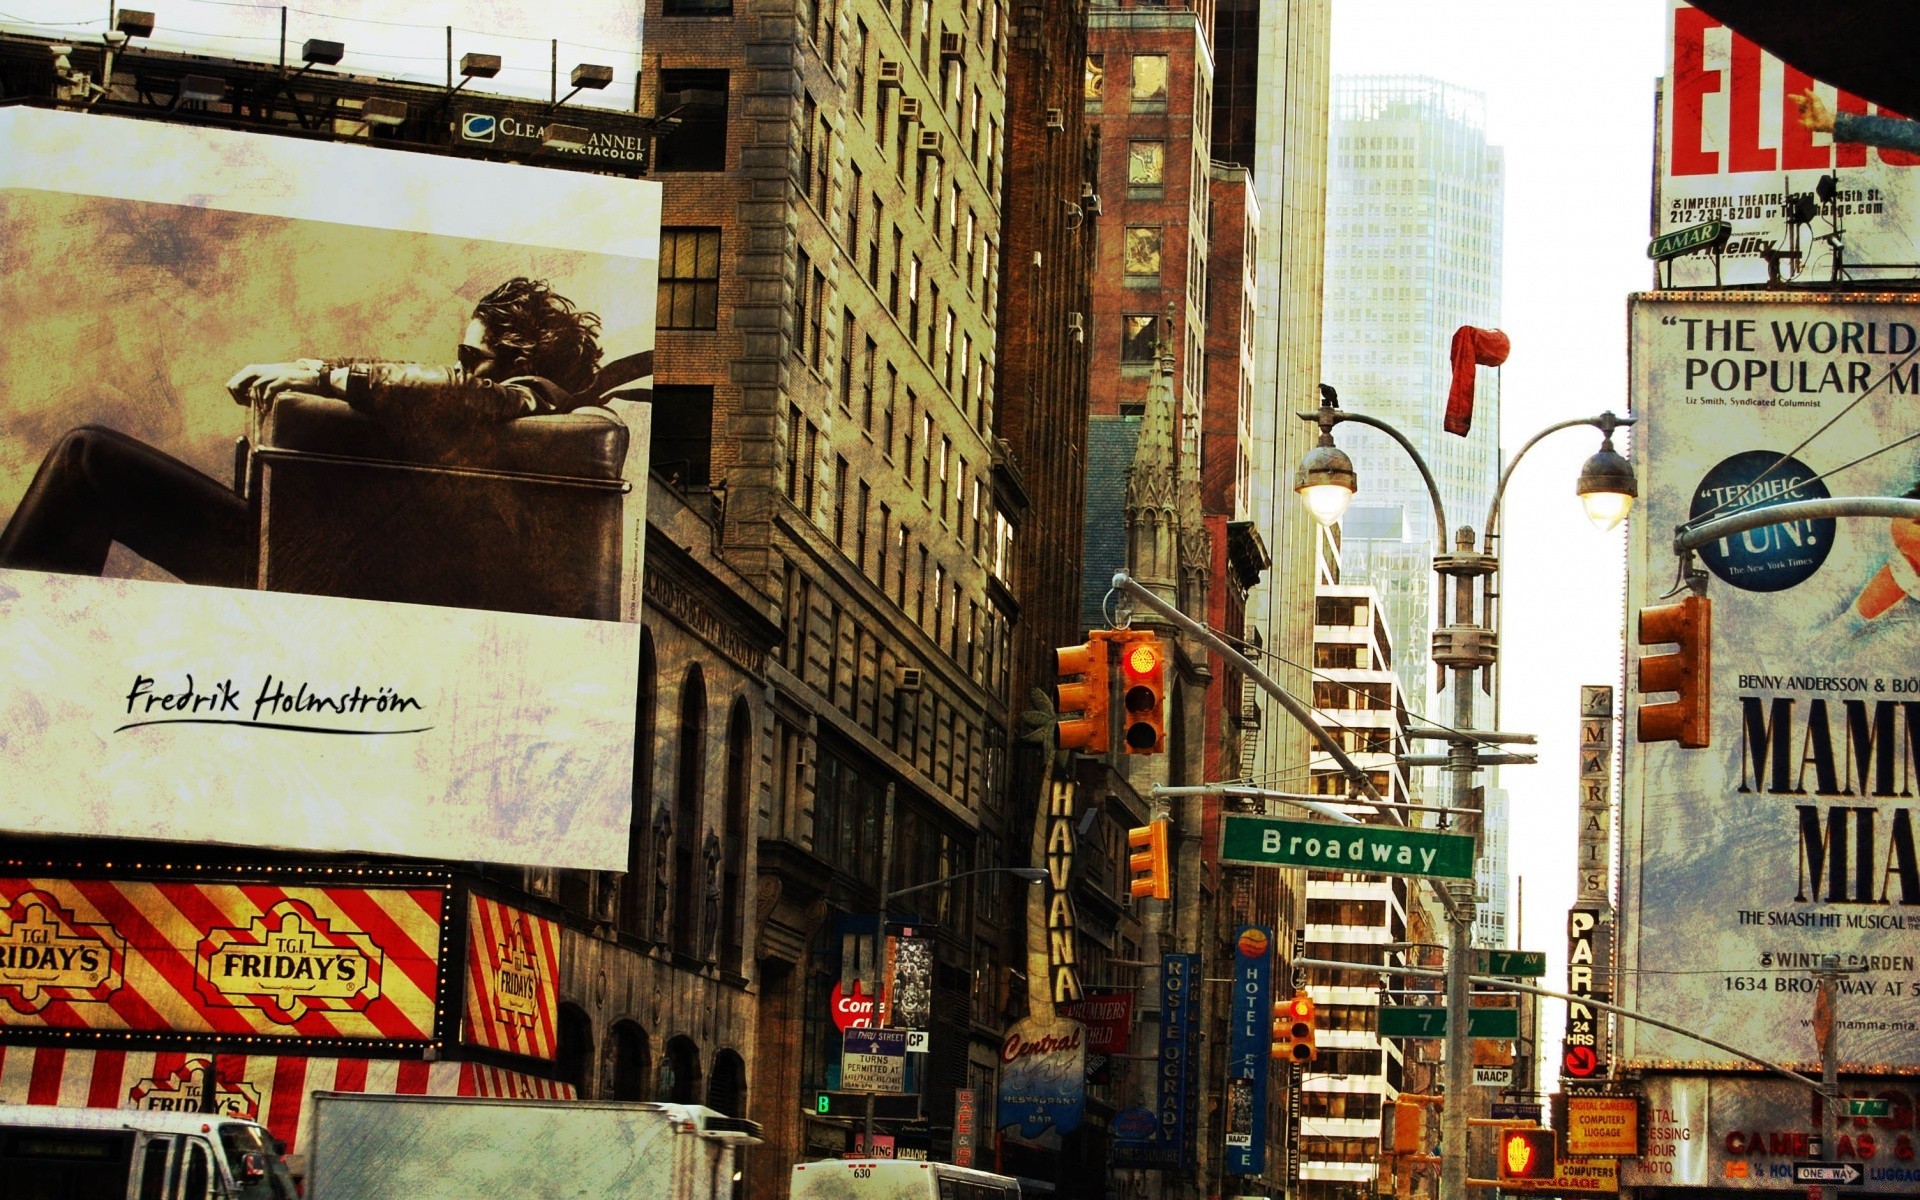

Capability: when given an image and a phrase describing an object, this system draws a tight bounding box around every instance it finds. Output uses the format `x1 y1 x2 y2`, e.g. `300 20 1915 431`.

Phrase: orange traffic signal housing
1126 820 1170 900
1497 1127 1557 1182
1112 631 1166 755
1054 639 1110 753
1638 594 1711 748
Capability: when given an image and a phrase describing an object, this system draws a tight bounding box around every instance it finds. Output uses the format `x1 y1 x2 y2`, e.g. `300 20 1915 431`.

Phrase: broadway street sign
1220 816 1475 880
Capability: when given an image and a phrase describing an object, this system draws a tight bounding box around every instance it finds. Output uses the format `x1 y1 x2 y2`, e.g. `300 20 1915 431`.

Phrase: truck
790 1159 1022 1200
0 1102 299 1199
300 1092 762 1200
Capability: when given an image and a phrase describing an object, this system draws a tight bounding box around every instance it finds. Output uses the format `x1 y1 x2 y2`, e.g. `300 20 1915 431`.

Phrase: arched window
720 699 752 972
673 666 708 958
621 631 658 937
707 1049 747 1117
659 1034 702 1104
609 1020 651 1101
556 1003 594 1096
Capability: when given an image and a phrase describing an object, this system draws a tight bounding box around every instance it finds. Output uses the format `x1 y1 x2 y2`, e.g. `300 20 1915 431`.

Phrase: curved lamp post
860 831 1046 1154
1292 390 1636 1200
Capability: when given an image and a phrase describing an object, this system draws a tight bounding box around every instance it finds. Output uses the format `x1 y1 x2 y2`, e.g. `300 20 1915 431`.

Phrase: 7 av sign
1220 816 1474 880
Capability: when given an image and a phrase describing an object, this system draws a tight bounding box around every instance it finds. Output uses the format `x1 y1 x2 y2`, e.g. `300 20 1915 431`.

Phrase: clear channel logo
461 113 497 143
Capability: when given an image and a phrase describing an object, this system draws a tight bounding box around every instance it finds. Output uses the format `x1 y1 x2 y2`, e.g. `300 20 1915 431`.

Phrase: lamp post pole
859 785 1046 1159
1294 394 1637 1200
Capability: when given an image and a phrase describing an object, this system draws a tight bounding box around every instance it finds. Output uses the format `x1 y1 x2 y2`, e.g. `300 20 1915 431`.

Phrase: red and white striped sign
0 878 443 1043
459 895 557 1060
0 1046 572 1162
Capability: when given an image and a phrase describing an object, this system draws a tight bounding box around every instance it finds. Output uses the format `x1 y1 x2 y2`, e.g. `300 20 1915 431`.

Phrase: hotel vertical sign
1223 926 1273 1175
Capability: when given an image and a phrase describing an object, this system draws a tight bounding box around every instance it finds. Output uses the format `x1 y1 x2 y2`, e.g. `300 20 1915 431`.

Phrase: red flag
1444 326 1510 437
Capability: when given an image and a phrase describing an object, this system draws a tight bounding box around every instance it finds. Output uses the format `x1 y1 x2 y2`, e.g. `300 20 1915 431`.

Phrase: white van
0 1103 297 1200
791 1159 1022 1200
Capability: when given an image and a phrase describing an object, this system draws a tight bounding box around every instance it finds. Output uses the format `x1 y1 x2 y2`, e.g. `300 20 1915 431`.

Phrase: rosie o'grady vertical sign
1224 927 1273 1175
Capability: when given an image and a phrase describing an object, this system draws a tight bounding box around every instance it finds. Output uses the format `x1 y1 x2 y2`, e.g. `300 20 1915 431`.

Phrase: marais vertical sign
1223 926 1272 1175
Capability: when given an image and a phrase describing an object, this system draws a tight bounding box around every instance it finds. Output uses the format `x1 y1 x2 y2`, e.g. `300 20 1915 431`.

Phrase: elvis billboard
1622 292 1920 1071
0 106 660 869
1659 2 1920 289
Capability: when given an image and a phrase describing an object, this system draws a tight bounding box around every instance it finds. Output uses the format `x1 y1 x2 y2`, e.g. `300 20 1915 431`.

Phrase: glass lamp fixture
1296 435 1358 527
1576 434 1637 531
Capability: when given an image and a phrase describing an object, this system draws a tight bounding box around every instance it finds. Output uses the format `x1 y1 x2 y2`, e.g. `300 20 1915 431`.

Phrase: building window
1124 226 1161 275
1127 140 1165 186
720 700 751 971
839 310 856 409
659 228 721 330
1121 314 1158 362
1130 54 1168 101
672 666 707 959
656 69 728 171
664 0 732 12
1084 53 1103 101
651 384 713 489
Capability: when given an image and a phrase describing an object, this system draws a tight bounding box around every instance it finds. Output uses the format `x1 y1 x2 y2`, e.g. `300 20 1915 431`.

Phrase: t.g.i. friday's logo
0 890 125 1013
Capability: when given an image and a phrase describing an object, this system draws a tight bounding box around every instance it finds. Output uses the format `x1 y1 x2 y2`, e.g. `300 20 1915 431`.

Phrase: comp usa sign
1621 292 1920 1071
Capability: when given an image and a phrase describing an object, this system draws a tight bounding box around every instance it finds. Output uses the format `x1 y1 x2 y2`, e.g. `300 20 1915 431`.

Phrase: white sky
1329 0 1669 1092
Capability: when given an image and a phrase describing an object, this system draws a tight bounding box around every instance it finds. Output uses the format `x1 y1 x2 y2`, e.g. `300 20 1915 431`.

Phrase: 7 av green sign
1377 1007 1519 1039
1220 816 1475 880
1475 950 1547 977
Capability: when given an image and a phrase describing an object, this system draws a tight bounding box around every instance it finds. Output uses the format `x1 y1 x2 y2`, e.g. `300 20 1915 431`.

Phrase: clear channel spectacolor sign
1219 816 1475 880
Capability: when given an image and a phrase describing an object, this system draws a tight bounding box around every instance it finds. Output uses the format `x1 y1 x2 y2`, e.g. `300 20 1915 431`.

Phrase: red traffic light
1114 631 1166 754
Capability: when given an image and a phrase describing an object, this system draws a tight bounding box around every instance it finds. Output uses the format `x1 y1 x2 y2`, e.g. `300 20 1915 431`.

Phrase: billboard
1621 1074 1919 1193
0 877 444 1043
1659 2 1920 288
0 106 659 869
1622 292 1920 1071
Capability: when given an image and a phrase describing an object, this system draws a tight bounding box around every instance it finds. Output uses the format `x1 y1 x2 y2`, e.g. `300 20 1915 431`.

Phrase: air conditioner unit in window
917 129 945 157
898 667 925 692
940 31 964 62
1081 181 1102 215
1067 311 1085 344
897 95 923 122
877 59 904 89
1044 107 1065 131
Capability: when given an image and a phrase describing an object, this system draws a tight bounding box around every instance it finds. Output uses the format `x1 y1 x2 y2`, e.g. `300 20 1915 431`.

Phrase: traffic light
1270 989 1316 1062
1126 820 1170 900
1114 631 1166 754
1637 593 1711 748
1054 638 1110 754
1497 1127 1557 1182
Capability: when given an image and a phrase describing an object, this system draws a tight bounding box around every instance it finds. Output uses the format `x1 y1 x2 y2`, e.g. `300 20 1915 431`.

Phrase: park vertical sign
1621 293 1920 1073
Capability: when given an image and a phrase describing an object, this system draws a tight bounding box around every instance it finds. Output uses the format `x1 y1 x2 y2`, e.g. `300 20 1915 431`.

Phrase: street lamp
1294 390 1636 1200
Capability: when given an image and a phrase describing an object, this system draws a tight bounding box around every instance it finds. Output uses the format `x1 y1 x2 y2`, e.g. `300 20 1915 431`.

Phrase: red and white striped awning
0 1046 572 1166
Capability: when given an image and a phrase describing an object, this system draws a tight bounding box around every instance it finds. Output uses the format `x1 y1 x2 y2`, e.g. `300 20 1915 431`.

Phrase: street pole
1438 526 1484 1200
865 783 895 1160
1817 954 1839 1200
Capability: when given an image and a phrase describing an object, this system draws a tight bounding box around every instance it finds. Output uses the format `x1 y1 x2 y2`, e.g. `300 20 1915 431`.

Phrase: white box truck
0 1102 298 1199
301 1092 760 1200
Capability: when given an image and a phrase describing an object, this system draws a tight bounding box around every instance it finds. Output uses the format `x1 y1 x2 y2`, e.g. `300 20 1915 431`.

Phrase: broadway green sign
1220 816 1475 880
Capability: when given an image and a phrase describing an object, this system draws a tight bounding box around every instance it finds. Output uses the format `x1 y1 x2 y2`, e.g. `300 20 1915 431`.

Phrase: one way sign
1792 1161 1864 1186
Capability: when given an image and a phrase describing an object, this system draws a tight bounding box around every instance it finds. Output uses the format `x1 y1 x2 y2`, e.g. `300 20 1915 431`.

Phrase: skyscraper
1320 76 1509 947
